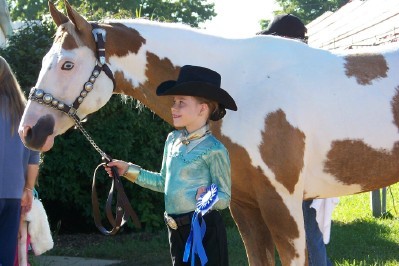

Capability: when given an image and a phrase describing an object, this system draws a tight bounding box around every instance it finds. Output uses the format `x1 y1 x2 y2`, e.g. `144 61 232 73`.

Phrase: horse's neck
109 21 229 125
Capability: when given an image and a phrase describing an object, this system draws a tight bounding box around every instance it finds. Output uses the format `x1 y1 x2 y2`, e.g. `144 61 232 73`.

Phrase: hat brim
156 81 237 111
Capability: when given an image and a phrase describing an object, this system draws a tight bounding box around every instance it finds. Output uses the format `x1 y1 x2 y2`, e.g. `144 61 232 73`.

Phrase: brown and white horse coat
19 2 399 265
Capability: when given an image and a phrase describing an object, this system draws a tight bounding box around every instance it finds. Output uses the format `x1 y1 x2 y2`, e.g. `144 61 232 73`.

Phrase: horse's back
218 40 399 198
119 20 399 197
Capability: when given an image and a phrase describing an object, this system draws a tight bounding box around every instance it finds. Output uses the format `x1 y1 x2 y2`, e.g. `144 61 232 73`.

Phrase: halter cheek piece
28 23 141 235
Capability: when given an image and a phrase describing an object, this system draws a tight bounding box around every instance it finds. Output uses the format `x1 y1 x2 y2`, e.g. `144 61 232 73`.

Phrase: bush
40 97 172 233
0 20 54 90
1 21 173 233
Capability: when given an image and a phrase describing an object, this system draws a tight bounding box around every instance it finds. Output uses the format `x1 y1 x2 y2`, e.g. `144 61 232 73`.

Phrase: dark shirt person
0 56 40 266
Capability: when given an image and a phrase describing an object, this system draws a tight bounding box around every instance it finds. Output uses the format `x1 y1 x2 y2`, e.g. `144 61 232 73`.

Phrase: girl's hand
103 160 129 177
196 186 207 200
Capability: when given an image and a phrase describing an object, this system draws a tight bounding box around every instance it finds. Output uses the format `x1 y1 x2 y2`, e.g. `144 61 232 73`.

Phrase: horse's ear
48 1 69 27
64 0 90 32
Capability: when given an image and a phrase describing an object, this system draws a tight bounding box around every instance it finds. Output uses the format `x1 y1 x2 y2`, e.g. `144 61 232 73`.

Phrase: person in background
105 65 237 266
257 14 334 266
0 56 40 266
257 13 309 41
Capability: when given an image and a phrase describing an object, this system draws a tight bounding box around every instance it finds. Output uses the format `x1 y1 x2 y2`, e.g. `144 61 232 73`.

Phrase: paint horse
19 1 399 265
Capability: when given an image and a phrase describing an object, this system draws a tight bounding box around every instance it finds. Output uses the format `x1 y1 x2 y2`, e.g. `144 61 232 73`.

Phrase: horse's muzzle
19 114 55 151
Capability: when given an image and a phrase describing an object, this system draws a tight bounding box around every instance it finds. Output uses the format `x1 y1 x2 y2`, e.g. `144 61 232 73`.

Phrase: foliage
38 97 172 233
273 0 348 25
7 0 48 21
136 0 216 27
0 20 55 90
259 19 271 31
8 0 216 28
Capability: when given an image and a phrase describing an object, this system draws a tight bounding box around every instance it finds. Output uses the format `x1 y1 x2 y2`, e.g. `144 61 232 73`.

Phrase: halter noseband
28 23 116 124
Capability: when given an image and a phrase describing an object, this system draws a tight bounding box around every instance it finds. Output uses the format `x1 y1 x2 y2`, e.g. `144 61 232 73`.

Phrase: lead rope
71 115 141 236
73 116 141 235
88 24 141 235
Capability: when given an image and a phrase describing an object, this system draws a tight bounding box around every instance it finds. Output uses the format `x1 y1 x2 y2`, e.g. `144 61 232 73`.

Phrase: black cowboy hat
256 14 307 40
156 65 238 111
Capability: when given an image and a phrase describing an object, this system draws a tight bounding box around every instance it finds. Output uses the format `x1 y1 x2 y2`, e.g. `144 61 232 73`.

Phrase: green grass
30 184 399 265
328 184 399 266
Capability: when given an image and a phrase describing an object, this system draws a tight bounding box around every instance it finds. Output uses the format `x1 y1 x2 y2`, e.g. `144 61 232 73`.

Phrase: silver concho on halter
92 28 107 65
29 88 65 111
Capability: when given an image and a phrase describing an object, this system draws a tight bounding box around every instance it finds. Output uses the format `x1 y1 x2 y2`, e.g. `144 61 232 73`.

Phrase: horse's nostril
22 115 55 150
24 126 33 142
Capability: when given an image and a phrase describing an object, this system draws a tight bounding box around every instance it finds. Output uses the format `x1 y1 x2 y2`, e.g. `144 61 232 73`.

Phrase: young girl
105 65 237 266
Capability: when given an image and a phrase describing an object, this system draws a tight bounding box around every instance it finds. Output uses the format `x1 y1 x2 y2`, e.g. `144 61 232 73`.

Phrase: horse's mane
103 18 251 39
105 18 197 32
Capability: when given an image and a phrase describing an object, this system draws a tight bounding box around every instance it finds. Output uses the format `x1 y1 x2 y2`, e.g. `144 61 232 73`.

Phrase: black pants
167 210 229 266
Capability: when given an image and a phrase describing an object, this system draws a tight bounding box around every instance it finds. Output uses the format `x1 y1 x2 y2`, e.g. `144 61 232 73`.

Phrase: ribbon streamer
183 211 208 265
183 184 219 265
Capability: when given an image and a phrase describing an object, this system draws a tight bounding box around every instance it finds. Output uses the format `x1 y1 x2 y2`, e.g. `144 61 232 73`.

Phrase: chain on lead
72 116 111 161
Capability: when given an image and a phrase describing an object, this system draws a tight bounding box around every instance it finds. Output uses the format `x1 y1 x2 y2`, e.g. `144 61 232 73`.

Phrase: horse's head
19 1 114 151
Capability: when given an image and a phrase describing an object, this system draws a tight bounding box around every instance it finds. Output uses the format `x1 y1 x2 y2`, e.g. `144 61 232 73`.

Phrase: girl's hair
0 56 26 135
195 96 226 121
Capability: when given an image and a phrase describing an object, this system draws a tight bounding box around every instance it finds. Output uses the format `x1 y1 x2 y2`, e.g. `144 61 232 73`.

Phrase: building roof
307 0 399 50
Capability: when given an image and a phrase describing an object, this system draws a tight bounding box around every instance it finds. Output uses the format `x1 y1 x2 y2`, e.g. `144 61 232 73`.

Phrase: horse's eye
61 61 74 70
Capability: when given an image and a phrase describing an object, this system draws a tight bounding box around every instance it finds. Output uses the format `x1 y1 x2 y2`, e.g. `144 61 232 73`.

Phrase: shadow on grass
33 216 398 266
328 218 399 265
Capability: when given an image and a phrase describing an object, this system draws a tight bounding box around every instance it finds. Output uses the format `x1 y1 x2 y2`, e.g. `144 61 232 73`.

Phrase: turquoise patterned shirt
136 129 231 215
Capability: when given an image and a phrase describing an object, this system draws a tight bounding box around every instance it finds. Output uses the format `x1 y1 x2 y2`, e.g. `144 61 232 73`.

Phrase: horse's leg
258 193 307 266
230 201 275 266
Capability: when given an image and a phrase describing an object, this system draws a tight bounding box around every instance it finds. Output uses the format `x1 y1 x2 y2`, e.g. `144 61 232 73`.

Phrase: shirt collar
180 124 210 145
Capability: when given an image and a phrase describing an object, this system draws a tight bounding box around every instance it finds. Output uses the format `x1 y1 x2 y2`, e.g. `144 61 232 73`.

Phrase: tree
7 0 216 28
273 0 348 25
7 0 47 21
259 19 271 31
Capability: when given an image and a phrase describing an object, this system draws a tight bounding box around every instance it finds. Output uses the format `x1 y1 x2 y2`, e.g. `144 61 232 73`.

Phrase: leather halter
28 24 116 123
28 23 141 235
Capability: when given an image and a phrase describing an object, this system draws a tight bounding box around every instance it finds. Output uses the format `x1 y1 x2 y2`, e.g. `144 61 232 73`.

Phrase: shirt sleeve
207 144 231 210
135 132 172 193
28 149 40 165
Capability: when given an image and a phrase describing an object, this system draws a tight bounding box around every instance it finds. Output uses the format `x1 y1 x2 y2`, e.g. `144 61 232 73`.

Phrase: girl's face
171 95 208 132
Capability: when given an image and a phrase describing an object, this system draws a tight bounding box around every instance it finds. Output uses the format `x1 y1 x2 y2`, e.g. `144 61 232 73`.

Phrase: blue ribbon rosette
183 184 219 266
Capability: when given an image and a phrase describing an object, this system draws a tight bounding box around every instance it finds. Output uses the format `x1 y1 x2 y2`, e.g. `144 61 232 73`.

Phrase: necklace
180 124 211 145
